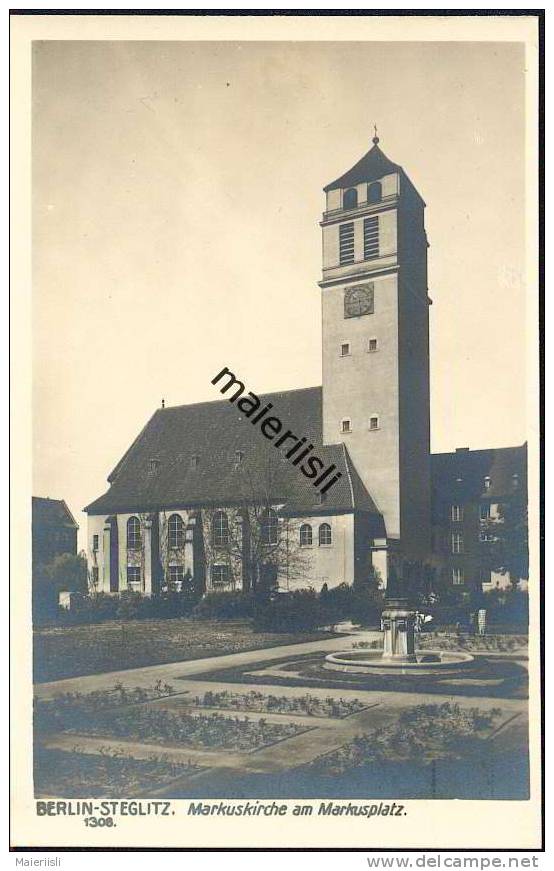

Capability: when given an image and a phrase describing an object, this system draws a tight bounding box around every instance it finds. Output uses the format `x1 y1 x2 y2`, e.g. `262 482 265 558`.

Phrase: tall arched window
261 509 279 545
343 188 358 210
319 523 332 546
212 511 229 547
367 181 382 203
168 514 184 549
299 524 312 547
127 516 141 550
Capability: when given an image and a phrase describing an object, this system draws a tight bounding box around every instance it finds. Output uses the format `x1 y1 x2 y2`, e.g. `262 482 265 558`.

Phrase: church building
85 135 526 597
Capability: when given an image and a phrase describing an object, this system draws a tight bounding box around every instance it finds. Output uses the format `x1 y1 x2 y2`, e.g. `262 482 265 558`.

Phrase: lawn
33 618 331 683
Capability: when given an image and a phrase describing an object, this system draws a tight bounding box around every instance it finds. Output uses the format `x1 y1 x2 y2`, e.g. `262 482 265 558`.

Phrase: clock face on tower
344 284 374 319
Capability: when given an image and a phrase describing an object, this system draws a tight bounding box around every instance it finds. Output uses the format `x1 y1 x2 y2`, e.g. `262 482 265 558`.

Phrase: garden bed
34 745 200 798
33 618 332 682
301 702 502 776
184 689 367 718
35 685 307 752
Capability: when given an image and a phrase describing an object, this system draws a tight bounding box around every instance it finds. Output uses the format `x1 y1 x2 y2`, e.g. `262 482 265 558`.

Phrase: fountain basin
324 649 474 676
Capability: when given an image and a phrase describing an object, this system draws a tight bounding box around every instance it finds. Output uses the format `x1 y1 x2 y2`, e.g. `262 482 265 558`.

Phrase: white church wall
279 513 355 593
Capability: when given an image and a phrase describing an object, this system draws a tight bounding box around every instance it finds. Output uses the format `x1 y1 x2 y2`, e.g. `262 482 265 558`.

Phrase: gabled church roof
324 140 402 192
85 386 383 523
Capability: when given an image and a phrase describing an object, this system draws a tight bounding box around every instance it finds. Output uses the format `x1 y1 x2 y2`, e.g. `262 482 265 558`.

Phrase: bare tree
201 456 311 596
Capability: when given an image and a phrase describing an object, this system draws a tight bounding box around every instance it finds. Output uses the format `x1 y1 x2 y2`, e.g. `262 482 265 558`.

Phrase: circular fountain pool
324 649 474 676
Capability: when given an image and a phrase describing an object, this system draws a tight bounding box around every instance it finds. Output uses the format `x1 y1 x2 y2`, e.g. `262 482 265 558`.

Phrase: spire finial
161 398 165 409
372 123 379 145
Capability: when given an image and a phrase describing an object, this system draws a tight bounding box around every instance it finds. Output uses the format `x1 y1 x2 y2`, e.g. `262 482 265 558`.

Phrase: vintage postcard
10 11 542 851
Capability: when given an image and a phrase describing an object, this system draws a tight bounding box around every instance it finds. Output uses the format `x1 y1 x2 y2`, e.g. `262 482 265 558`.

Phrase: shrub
253 588 323 632
191 591 254 621
319 583 353 625
33 551 89 623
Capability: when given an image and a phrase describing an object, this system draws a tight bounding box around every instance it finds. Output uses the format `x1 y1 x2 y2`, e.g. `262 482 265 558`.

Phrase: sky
32 40 527 548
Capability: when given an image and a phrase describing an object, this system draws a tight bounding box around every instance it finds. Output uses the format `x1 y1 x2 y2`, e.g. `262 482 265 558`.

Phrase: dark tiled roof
431 444 527 513
32 497 79 528
324 143 402 192
85 386 381 518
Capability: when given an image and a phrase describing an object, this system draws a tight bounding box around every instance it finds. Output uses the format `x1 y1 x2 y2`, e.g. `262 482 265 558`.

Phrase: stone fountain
324 580 474 676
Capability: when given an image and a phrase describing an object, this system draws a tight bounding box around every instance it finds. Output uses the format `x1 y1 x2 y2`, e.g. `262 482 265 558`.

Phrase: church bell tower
320 131 431 565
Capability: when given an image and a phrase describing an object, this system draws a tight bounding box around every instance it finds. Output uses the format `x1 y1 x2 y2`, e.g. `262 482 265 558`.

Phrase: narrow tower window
339 222 355 265
364 216 379 260
368 338 378 352
340 342 351 357
341 418 352 434
343 188 358 210
367 182 382 203
369 416 379 431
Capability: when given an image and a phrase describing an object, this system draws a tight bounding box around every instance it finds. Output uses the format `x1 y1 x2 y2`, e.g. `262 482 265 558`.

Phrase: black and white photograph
10 11 542 853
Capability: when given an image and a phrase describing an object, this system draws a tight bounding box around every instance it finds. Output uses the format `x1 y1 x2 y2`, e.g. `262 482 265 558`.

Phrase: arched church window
343 188 358 210
127 516 141 550
319 523 332 546
168 514 184 549
299 524 312 546
261 509 279 546
367 182 382 203
212 511 229 547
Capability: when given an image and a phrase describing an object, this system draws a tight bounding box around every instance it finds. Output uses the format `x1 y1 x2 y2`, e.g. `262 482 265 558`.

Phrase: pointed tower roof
324 134 402 192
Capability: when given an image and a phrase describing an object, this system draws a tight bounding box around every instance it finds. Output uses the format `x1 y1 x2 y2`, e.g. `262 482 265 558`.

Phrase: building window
299 524 312 547
341 418 352 434
480 568 492 585
452 567 464 586
212 511 229 547
234 450 244 468
451 533 463 554
191 454 200 469
339 222 355 265
319 523 332 546
363 216 379 260
148 458 160 473
343 188 358 210
451 505 463 522
91 566 99 586
368 338 378 352
369 416 379 431
340 342 351 357
127 516 141 550
168 514 184 549
211 564 231 588
127 565 142 591
480 503 491 521
167 565 185 592
483 476 491 490
367 182 382 204
261 509 278 546
92 534 99 551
